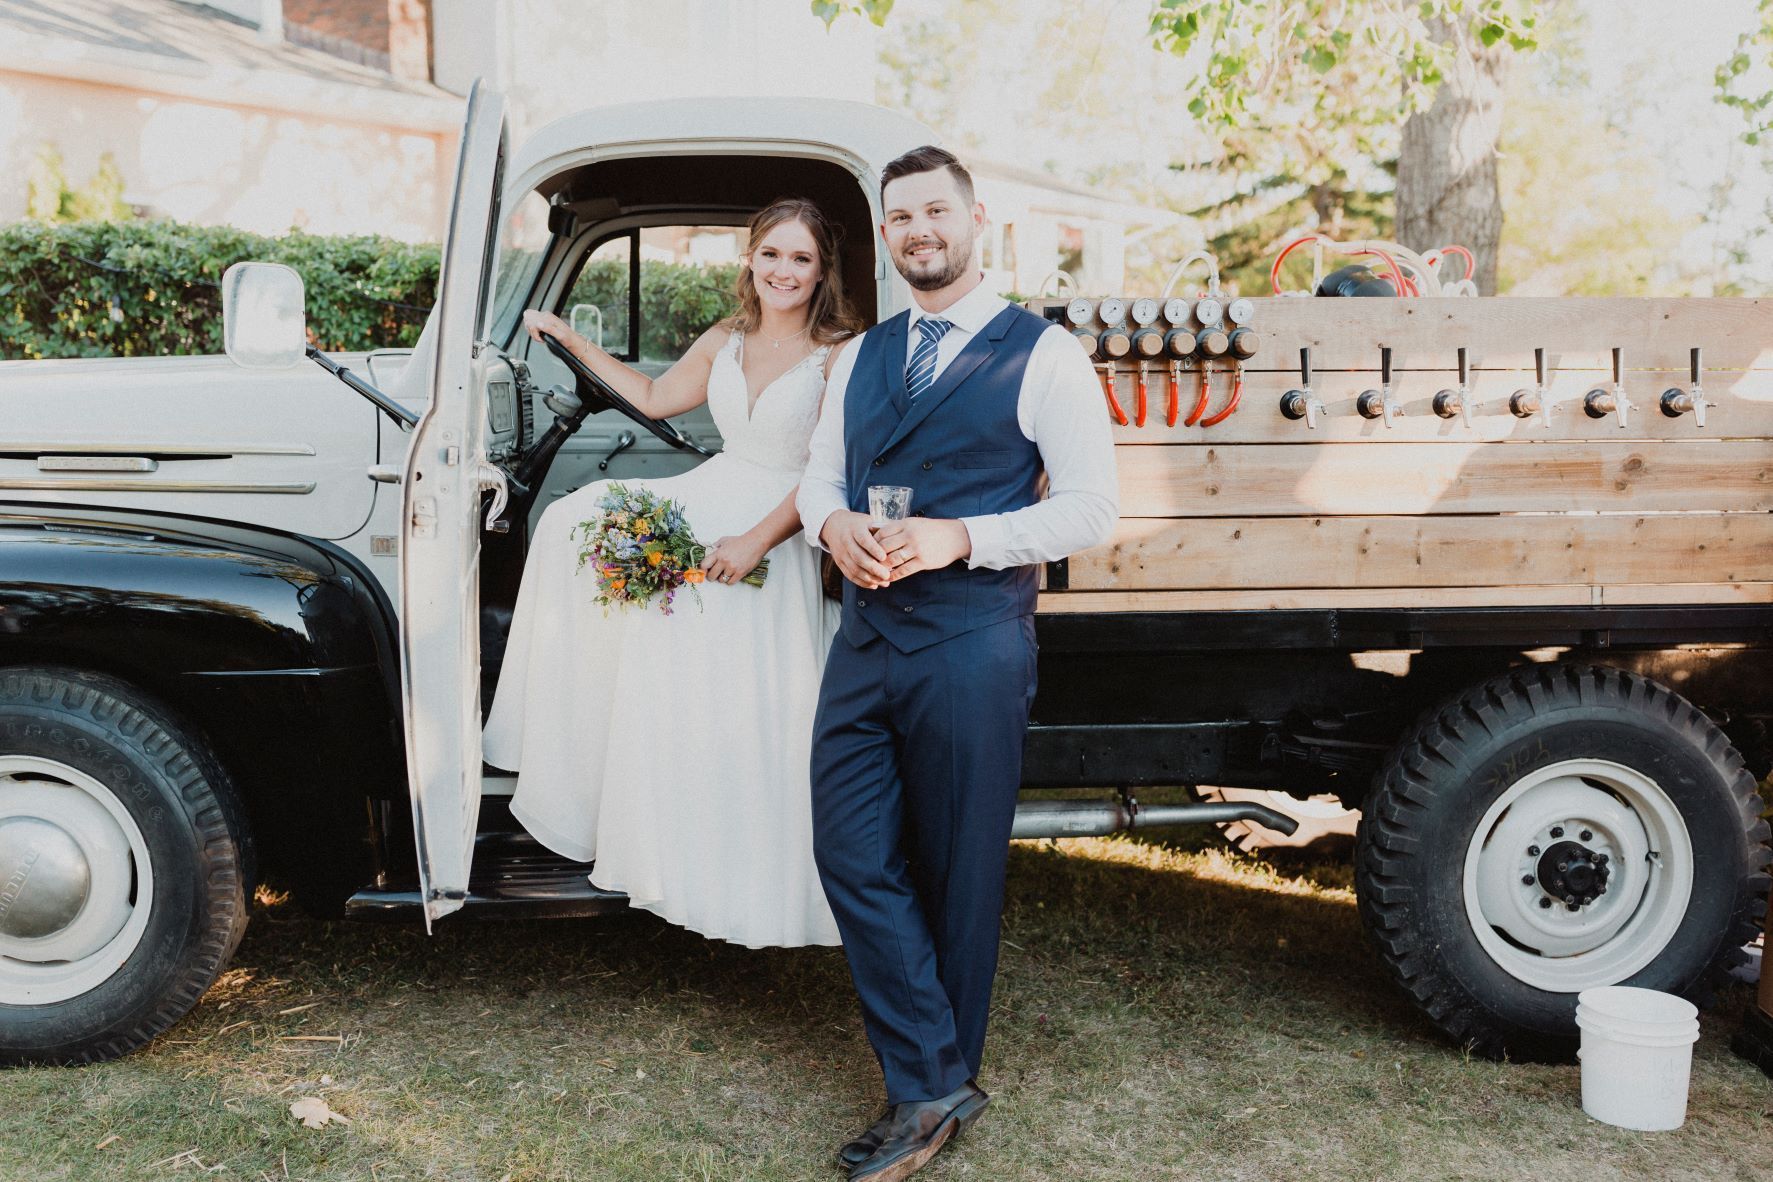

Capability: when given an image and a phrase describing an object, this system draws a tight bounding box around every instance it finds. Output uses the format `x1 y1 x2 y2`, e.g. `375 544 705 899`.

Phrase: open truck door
401 80 509 927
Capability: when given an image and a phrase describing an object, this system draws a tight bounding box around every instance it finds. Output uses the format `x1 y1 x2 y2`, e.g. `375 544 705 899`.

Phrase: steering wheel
537 331 714 457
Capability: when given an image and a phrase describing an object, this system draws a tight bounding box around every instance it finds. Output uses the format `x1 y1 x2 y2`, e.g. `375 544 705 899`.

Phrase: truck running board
348 798 1302 921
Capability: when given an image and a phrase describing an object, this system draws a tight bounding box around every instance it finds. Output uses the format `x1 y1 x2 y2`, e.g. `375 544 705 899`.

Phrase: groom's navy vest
842 304 1049 653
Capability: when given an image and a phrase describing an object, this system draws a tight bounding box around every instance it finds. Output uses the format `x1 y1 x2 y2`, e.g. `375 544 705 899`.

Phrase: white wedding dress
483 330 843 947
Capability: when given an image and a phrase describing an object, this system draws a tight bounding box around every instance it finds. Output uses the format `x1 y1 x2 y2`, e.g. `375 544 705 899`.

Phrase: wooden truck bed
1028 297 1773 615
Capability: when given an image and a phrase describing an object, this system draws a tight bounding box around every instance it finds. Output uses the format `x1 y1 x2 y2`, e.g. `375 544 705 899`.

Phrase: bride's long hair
725 197 862 347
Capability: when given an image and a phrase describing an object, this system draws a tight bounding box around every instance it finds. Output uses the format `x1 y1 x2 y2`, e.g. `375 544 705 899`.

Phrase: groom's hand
820 511 893 589
874 518 972 581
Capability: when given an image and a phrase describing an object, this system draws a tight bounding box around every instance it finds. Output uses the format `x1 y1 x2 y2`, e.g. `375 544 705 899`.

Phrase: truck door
400 80 509 927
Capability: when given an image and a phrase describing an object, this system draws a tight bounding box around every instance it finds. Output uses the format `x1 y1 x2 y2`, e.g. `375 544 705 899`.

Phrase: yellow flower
647 551 664 567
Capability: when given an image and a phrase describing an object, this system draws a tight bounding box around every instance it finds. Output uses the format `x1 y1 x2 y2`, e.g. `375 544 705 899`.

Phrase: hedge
1 218 747 363
0 219 439 359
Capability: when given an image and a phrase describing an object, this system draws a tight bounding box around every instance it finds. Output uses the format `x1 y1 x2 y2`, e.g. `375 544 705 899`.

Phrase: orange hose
1200 369 1244 428
1165 363 1181 427
1184 366 1211 427
1100 367 1129 426
1135 366 1149 427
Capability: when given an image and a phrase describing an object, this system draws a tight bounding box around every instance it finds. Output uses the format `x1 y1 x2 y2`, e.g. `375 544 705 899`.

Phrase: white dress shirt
797 279 1119 570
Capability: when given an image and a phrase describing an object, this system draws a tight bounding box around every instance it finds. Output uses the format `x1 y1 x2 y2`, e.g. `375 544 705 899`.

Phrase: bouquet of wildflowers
575 484 767 615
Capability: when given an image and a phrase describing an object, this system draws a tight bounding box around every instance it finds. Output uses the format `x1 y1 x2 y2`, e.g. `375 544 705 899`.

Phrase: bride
483 197 859 948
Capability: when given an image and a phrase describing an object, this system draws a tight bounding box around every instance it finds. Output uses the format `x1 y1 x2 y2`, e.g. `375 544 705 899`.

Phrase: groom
797 146 1119 1181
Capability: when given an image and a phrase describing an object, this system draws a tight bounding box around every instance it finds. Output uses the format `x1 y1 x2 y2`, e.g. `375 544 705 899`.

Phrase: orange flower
609 578 627 591
647 551 664 567
683 569 706 584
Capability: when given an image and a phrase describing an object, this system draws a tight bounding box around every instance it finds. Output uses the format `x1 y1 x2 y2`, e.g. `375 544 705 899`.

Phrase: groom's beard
895 235 974 292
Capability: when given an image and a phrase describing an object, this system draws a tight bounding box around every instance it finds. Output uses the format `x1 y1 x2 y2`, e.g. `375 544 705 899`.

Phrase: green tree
26 145 132 224
823 0 1546 293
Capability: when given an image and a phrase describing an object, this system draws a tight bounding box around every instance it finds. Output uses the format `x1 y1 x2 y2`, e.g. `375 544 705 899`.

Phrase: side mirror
222 262 307 369
568 302 605 351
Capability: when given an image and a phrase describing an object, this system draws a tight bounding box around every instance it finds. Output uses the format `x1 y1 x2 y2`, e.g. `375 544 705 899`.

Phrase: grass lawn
4 833 1770 1181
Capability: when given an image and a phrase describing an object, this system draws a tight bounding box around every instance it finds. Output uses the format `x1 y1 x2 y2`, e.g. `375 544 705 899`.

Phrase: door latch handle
477 462 510 534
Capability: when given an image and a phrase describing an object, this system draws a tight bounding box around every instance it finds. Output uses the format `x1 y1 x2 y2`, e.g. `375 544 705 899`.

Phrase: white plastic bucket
1575 986 1700 1131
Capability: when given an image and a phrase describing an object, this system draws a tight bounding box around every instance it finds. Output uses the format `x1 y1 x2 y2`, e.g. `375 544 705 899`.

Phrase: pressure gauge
1194 297 1224 327
1227 297 1255 326
1130 297 1160 326
1098 297 1128 326
1065 298 1095 326
1162 297 1191 325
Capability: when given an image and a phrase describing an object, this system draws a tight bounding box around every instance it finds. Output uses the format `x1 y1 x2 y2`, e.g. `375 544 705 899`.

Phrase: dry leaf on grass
290 1097 352 1129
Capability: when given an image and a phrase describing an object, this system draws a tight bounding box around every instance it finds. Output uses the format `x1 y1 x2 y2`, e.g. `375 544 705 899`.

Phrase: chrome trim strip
0 478 316 494
5 442 317 456
37 456 158 473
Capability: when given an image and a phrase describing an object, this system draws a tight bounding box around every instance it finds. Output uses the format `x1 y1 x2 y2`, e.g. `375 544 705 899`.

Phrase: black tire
0 667 253 1066
1191 785 1360 857
1356 664 1771 1061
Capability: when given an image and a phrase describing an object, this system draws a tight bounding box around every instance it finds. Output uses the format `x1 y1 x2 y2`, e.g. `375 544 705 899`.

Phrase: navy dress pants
810 615 1038 1103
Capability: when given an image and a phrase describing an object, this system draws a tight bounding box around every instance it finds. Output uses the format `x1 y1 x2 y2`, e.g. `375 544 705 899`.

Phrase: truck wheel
1356 664 1771 1060
1192 786 1359 856
0 668 252 1066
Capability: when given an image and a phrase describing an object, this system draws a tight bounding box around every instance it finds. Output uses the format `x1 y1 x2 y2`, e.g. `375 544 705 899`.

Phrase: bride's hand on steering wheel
522 309 573 347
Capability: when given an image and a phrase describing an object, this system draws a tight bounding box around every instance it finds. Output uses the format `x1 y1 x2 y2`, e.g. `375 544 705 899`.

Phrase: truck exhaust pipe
1010 796 1302 841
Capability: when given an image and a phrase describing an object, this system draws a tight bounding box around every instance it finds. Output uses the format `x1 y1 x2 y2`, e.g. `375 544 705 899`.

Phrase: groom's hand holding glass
874 515 971 581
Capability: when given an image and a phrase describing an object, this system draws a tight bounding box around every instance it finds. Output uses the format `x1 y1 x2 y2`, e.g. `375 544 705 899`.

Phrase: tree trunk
1395 26 1509 294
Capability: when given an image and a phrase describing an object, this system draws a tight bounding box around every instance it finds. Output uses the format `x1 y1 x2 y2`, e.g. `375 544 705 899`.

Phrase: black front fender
0 505 406 912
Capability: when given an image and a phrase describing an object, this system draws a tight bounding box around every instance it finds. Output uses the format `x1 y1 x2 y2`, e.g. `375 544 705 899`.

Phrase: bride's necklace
760 323 810 350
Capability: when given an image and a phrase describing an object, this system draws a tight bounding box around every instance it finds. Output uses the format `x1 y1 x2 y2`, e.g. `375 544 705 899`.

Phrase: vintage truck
1 85 1767 1068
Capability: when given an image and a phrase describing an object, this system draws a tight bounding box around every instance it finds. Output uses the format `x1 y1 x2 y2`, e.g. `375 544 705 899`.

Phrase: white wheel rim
1462 758 1692 992
0 756 155 1005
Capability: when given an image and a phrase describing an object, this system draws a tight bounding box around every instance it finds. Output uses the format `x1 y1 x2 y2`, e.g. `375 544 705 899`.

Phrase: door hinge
411 496 437 539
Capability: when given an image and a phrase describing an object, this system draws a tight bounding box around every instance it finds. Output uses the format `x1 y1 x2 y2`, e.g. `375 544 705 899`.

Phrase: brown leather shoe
848 1081 990 1182
835 1107 893 1171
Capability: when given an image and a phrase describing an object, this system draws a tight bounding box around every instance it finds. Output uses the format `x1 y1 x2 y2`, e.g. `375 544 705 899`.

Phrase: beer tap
1279 348 1323 430
1356 347 1402 427
1660 347 1712 428
1583 347 1632 428
1509 348 1552 427
1432 347 1473 428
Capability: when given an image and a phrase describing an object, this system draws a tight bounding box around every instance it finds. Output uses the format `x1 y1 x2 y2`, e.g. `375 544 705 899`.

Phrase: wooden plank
1104 367 1773 444
1115 440 1773 517
1025 296 1773 373
1037 584 1773 614
1070 515 1769 592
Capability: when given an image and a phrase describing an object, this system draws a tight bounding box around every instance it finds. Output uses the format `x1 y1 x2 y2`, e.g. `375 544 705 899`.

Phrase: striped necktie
905 316 954 399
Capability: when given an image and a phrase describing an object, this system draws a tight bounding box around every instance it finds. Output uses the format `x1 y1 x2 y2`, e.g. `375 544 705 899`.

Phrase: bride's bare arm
521 309 723 420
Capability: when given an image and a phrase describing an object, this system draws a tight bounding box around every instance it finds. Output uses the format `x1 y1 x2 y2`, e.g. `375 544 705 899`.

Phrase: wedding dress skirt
483 332 843 947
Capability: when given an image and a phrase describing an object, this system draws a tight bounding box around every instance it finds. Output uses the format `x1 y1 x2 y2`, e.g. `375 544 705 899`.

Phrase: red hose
1165 362 1181 427
1100 367 1129 426
1184 366 1211 427
1134 366 1149 427
1439 244 1475 282
1199 369 1244 427
1270 234 1410 296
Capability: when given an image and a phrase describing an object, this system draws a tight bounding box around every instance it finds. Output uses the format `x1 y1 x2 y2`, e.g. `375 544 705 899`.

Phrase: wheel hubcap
0 816 92 939
0 756 154 1005
1463 758 1692 992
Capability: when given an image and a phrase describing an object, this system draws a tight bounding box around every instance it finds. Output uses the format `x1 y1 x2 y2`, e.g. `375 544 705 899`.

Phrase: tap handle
1381 346 1393 388
1535 347 1547 390
1300 346 1312 389
1457 346 1469 389
1611 346 1624 388
1691 346 1703 388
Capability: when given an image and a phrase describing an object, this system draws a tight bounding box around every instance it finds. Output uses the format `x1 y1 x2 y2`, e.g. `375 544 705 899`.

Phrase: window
560 223 744 369
487 190 550 346
563 235 633 358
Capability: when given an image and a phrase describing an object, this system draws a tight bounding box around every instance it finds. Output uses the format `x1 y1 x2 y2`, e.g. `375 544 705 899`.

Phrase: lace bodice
707 331 830 473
